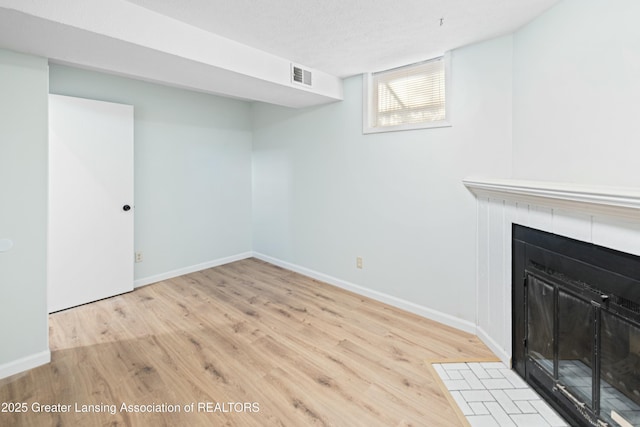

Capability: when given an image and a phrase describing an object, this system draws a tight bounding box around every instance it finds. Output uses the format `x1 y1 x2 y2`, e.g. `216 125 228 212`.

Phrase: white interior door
48 94 134 313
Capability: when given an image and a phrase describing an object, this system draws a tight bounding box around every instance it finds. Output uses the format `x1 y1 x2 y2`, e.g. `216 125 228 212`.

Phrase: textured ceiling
124 0 561 77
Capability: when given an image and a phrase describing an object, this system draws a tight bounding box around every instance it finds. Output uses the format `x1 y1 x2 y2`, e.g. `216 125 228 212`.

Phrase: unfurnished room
1 1 640 426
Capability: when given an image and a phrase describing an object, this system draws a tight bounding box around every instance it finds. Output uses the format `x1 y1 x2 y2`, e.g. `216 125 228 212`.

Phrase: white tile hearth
433 362 568 427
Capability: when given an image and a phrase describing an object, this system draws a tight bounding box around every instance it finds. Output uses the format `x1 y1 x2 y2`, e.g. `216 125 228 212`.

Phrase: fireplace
513 225 640 427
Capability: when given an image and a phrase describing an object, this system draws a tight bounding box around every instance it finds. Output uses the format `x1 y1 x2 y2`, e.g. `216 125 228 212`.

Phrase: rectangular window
363 54 451 133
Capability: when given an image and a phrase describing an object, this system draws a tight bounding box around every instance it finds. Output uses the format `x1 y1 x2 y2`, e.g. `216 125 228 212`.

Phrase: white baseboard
252 252 476 335
477 326 511 366
134 252 253 288
0 350 50 380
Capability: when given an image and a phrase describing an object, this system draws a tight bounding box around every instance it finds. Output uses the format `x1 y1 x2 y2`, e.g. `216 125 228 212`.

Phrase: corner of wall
0 351 51 380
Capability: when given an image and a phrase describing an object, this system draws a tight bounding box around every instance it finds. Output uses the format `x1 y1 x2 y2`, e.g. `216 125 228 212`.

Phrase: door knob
123 205 131 211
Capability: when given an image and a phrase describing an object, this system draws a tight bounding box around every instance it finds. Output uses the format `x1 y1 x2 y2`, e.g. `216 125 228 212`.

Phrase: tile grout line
426 357 501 427
429 360 570 427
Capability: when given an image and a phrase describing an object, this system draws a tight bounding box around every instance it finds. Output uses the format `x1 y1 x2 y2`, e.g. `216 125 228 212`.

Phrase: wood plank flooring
0 258 495 426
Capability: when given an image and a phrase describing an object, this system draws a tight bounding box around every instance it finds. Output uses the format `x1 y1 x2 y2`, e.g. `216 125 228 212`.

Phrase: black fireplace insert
513 225 640 427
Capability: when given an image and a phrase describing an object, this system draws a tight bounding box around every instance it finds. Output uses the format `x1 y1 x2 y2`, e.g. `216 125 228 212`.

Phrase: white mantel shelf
463 177 640 219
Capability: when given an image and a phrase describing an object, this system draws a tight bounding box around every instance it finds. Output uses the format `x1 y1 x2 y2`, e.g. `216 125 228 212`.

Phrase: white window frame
363 53 452 134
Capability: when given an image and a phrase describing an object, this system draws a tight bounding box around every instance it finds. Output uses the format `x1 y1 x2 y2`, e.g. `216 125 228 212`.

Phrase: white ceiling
0 0 561 107
124 0 561 78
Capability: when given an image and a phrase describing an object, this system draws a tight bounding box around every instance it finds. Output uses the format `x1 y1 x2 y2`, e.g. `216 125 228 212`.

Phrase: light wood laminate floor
0 258 495 426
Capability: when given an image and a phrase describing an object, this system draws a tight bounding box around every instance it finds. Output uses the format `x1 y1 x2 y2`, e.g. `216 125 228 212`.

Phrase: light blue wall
252 36 514 324
0 49 49 372
49 65 254 283
513 0 640 186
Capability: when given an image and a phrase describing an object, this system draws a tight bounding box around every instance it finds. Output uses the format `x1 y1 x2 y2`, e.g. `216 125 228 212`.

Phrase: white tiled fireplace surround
459 178 640 426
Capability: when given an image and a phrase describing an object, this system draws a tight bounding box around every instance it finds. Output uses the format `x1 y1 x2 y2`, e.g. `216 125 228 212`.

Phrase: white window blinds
371 57 446 129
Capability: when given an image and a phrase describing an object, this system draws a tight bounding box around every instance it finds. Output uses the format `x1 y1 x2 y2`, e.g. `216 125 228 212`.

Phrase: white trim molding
252 252 476 335
463 177 640 219
134 252 253 288
0 350 50 380
476 327 511 366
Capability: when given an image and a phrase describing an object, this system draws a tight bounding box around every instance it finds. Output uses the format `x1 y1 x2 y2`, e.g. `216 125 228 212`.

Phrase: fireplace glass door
525 269 640 425
557 289 594 410
600 310 640 426
513 224 640 427
527 276 554 373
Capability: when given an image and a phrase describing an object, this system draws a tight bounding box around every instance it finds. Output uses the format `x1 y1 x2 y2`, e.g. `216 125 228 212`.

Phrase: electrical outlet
135 252 143 263
356 257 363 269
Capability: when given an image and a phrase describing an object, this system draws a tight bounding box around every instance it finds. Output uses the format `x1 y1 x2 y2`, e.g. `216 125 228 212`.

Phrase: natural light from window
364 55 449 133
